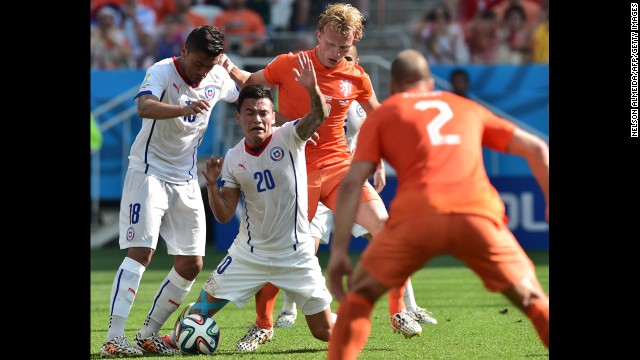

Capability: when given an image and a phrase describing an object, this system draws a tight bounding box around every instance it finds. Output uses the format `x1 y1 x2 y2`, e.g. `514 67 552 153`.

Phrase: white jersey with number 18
129 57 239 184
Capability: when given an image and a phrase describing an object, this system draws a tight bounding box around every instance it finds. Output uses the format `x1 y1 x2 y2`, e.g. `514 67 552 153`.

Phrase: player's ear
181 45 188 58
235 111 241 124
316 29 322 43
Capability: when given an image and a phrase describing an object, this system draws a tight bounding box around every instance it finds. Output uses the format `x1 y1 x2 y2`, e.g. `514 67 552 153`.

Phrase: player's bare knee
174 255 204 280
309 325 331 342
126 247 154 267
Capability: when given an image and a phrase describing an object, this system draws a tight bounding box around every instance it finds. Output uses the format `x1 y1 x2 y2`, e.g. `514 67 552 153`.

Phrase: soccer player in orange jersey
217 2 430 345
327 49 549 359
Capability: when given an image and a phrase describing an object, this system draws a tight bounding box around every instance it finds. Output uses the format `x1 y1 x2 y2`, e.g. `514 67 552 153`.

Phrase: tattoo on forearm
296 89 327 140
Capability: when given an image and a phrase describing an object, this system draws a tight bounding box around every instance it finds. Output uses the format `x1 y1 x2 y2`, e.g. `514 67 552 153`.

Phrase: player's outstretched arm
202 156 240 224
505 128 549 222
137 94 210 120
293 52 328 140
218 53 269 89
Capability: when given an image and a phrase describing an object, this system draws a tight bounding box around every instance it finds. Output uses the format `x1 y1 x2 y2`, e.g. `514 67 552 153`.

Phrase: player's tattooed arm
293 52 328 141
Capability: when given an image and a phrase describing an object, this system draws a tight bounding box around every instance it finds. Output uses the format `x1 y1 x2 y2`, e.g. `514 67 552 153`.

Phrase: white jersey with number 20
221 121 313 253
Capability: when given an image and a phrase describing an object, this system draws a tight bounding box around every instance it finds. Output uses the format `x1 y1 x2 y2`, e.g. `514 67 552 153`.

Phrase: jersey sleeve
134 63 170 102
355 71 374 104
220 148 240 189
279 120 306 150
480 106 519 152
263 53 294 86
217 66 240 103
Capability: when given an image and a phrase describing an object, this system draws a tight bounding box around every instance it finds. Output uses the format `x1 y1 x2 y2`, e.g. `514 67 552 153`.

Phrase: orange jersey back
263 47 373 169
354 90 518 225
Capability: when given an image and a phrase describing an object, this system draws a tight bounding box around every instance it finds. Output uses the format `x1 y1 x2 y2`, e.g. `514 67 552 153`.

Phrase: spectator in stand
415 2 470 64
450 68 470 98
492 0 541 29
155 0 209 61
445 0 503 24
465 9 500 63
91 5 134 69
268 0 295 32
247 0 271 29
213 0 268 56
119 0 158 69
165 0 209 28
91 0 177 24
531 4 548 63
496 3 533 64
289 0 311 31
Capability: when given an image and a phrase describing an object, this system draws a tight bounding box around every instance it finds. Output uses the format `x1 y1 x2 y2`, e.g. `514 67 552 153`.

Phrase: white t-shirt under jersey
221 121 314 253
129 57 239 184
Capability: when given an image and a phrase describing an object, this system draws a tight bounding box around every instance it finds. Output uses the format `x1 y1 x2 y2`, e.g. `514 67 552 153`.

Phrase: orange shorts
361 212 536 293
307 158 380 222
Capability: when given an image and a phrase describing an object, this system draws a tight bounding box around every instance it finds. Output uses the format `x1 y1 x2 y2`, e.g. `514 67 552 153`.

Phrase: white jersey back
129 57 239 183
221 121 313 253
345 101 366 153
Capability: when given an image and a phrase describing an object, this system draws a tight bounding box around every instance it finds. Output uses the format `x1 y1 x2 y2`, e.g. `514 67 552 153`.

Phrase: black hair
450 68 469 81
426 2 451 22
504 4 526 22
237 85 274 112
185 25 225 57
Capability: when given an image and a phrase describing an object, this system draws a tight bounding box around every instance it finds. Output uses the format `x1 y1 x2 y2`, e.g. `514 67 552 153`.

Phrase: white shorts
309 203 369 245
118 168 207 256
203 240 332 315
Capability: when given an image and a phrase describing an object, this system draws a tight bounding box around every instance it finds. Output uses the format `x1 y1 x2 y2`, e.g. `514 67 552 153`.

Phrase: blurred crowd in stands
409 0 549 65
90 0 549 70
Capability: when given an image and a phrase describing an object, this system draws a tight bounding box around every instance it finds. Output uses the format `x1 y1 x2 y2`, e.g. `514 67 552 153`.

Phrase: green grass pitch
90 246 549 359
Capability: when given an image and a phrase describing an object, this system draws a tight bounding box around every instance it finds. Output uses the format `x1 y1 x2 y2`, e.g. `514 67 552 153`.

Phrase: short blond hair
317 3 365 41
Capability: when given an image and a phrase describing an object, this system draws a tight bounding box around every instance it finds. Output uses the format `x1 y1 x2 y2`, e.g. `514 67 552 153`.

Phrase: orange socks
328 293 373 360
527 297 549 348
387 280 408 315
255 283 279 330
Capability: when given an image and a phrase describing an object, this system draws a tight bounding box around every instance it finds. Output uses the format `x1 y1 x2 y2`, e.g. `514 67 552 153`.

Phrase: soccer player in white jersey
162 51 334 353
274 45 438 329
100 25 239 358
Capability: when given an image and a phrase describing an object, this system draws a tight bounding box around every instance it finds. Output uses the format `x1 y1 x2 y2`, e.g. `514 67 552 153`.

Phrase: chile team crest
270 146 284 161
204 85 216 100
339 80 353 97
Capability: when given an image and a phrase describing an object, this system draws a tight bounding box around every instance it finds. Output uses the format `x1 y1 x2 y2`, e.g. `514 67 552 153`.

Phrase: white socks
106 257 145 341
137 267 195 338
281 292 297 313
404 278 418 310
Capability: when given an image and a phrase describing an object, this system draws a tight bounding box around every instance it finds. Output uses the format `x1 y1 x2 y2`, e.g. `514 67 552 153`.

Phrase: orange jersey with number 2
354 90 519 226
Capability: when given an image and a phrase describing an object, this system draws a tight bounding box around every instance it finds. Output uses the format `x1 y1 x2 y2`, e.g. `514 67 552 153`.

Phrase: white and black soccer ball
175 313 220 355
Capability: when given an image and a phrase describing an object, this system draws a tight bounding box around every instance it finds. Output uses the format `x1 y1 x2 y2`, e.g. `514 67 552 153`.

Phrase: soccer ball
173 302 195 332
175 313 220 354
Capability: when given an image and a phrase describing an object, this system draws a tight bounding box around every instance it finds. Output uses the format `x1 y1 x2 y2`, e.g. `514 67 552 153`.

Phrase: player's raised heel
100 336 143 357
275 310 298 328
408 306 438 325
390 310 422 339
236 323 274 352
